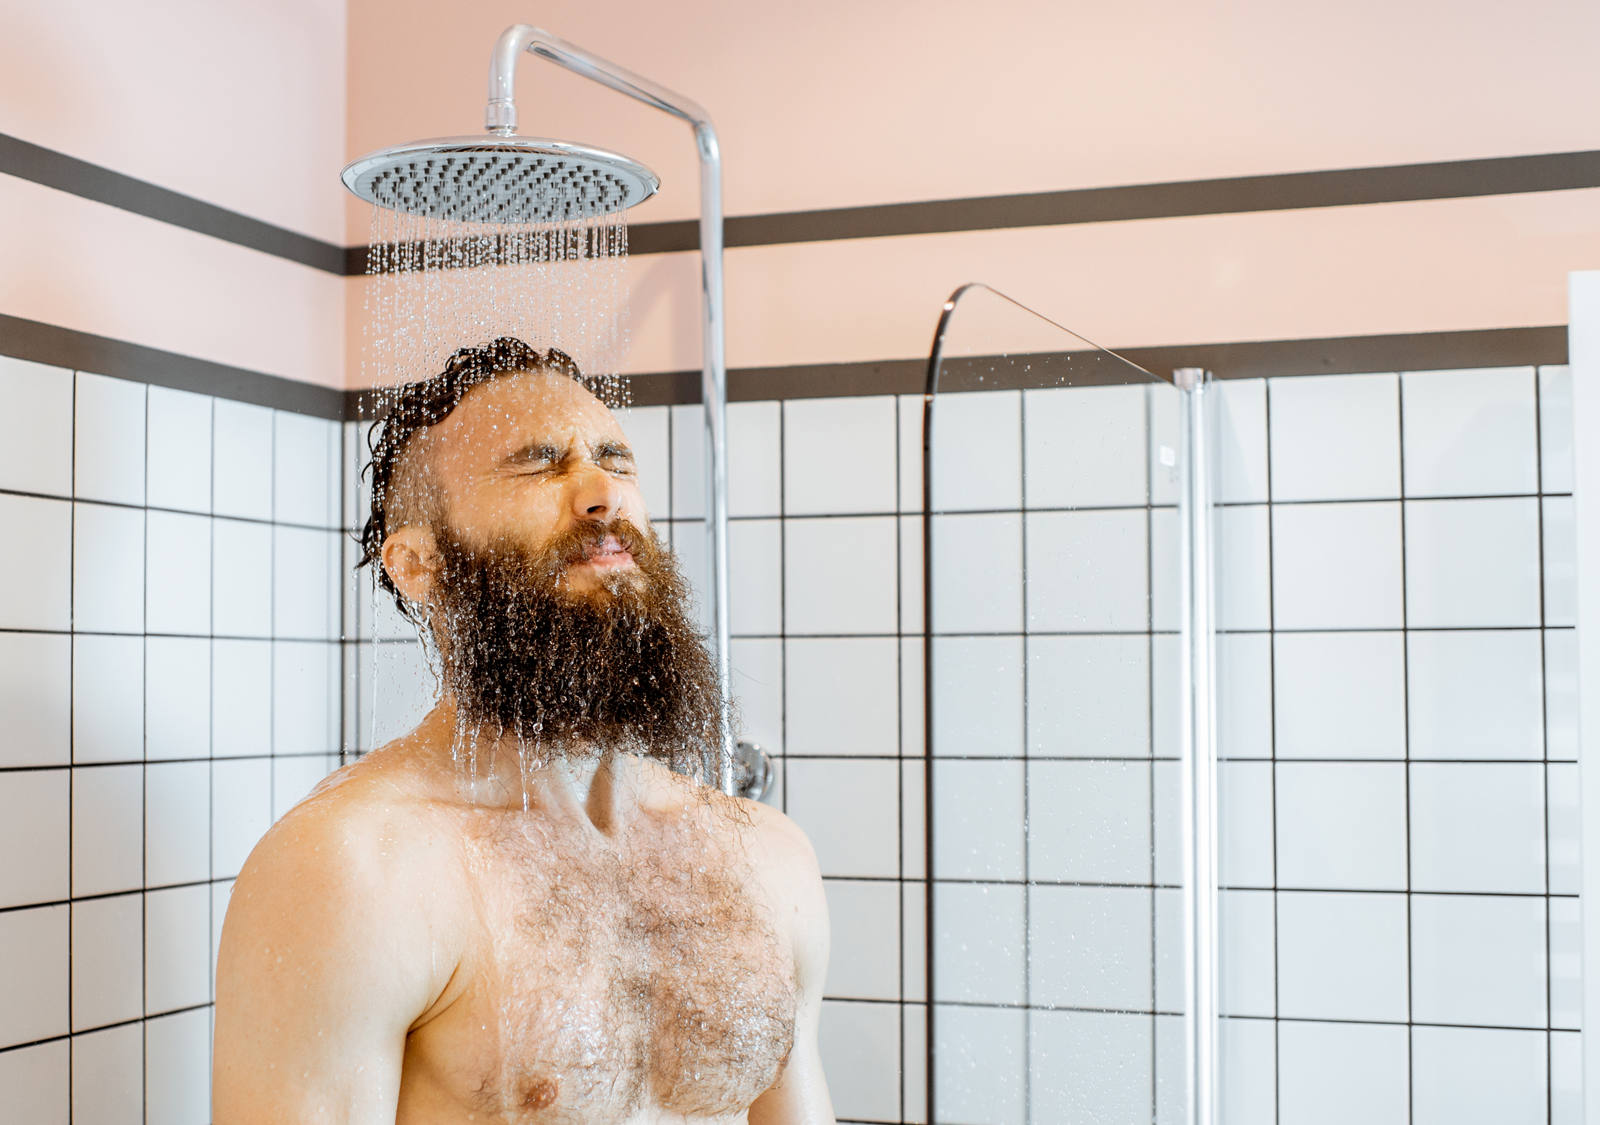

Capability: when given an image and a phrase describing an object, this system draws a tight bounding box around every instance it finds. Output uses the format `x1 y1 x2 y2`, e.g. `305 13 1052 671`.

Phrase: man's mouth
577 534 635 569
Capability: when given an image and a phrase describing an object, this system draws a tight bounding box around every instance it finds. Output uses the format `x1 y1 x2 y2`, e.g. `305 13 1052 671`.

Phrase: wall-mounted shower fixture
341 25 736 794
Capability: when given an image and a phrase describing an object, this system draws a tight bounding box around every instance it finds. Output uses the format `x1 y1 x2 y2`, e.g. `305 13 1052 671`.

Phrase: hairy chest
434 813 797 1123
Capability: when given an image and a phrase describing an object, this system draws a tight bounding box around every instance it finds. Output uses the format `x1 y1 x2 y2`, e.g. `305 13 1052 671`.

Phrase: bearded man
213 339 835 1124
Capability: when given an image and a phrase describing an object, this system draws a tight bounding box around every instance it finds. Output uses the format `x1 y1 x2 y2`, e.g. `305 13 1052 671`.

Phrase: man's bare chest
416 810 797 1123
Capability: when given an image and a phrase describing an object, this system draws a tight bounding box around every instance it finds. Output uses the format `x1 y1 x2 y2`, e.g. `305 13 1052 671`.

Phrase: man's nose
570 464 624 522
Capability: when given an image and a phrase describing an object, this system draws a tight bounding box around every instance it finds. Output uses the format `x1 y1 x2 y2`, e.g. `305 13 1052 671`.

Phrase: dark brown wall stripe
6 132 1591 272
0 313 346 418
0 133 346 273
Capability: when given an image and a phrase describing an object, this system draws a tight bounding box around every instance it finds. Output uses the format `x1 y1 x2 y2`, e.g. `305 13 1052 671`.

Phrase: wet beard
430 522 724 776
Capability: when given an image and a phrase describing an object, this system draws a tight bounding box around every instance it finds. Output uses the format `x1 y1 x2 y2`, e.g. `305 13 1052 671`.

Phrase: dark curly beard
430 520 723 775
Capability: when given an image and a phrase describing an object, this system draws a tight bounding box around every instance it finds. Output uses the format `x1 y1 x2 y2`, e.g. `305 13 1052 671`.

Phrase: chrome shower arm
484 25 734 795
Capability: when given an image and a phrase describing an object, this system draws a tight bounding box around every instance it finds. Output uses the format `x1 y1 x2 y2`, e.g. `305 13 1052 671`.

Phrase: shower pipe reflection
342 24 736 793
921 285 1219 1125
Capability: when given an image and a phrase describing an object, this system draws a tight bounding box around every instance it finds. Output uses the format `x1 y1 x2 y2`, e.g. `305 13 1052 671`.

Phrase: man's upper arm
749 807 836 1125
212 797 446 1125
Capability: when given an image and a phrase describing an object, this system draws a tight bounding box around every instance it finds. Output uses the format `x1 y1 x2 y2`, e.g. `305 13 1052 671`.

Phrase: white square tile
1277 891 1408 1021
273 412 336 527
72 635 143 764
1549 895 1580 1030
145 511 210 635
1149 506 1179 633
70 893 142 1031
72 1023 143 1124
900 881 925 1000
1276 763 1407 890
0 633 70 767
1553 1031 1581 1125
929 389 1022 512
145 884 210 1014
212 639 271 758
669 403 707 520
1151 634 1180 761
1156 1014 1185 1125
1027 760 1150 883
617 404 669 519
726 400 781 517
145 637 210 761
1539 365 1573 493
0 356 72 496
783 516 897 635
1411 893 1546 1027
74 372 145 505
932 759 1023 880
1410 763 1544 894
900 759 924 880
144 1007 210 1125
1219 1017 1276 1125
1405 498 1541 627
0 1040 67 1125
1274 631 1406 758
1412 1026 1546 1125
897 394 924 514
822 879 899 1001
212 757 273 879
1269 372 1400 501
1215 505 1271 631
930 512 1022 633
931 635 1023 758
729 638 782 753
1031 1009 1153 1123
1027 634 1149 758
1278 1021 1409 1125
899 636 924 760
932 882 1025 1004
1403 367 1538 497
817 1000 901 1123
1544 496 1575 626
784 637 898 756
1149 885 1183 1015
213 400 273 521
895 514 924 637
1221 889 1275 1017
72 502 144 634
728 518 781 635
665 519 710 634
1407 629 1544 760
1030 885 1152 1010
1546 628 1577 760
901 1002 926 1120
146 386 211 513
1219 632 1272 760
784 396 897 516
1213 378 1270 504
212 518 273 637
0 770 68 907
274 641 336 756
0 496 71 630
1148 381 1182 506
1151 759 1181 885
784 759 898 878
932 1004 1025 1125
1026 508 1148 631
145 761 211 887
1220 761 1274 888
1272 502 1403 629
0 904 68 1048
274 527 337 639
1548 763 1580 895
1023 383 1147 509
71 764 142 896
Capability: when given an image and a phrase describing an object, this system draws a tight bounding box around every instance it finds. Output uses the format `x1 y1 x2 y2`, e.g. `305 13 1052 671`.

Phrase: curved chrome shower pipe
482 26 734 795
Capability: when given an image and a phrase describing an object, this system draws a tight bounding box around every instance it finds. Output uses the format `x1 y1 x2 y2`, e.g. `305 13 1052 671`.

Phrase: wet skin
212 373 836 1124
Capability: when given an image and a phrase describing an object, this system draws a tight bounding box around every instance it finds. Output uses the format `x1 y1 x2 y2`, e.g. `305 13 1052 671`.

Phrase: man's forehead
433 369 624 452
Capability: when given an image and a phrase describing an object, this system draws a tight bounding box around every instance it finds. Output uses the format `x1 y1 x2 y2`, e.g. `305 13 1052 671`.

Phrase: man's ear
381 525 441 607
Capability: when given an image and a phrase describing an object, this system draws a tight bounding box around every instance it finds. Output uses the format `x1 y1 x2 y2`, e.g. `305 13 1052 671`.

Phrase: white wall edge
1572 269 1600 1122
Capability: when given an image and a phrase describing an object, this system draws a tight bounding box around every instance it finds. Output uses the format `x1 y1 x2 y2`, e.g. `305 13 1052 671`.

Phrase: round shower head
340 135 659 224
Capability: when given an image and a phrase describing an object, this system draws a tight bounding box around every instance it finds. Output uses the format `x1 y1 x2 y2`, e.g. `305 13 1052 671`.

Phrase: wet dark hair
356 337 590 617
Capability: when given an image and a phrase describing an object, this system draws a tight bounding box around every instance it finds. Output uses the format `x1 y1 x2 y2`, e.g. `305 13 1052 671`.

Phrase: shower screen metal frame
921 285 1219 1125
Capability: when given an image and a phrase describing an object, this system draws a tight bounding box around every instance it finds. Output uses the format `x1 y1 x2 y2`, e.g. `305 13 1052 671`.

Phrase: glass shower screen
921 284 1188 1124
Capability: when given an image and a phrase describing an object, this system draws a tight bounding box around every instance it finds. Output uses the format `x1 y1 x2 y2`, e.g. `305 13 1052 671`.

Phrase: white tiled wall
0 355 344 1123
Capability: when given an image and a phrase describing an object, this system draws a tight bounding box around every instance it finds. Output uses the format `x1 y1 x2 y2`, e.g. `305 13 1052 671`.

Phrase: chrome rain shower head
340 135 658 223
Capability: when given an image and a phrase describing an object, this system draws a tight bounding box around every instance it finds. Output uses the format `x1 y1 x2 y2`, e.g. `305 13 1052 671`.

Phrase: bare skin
213 371 835 1124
